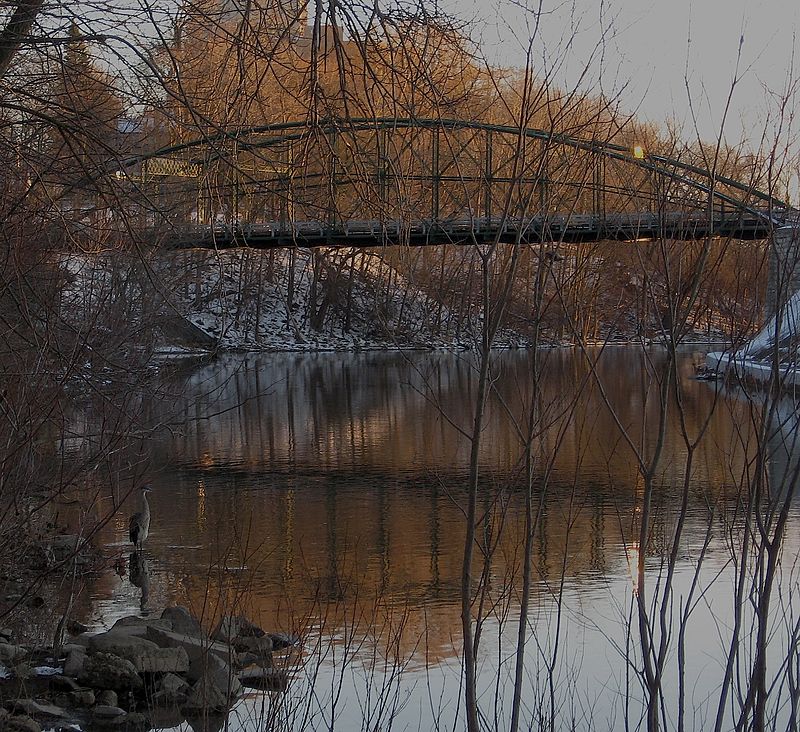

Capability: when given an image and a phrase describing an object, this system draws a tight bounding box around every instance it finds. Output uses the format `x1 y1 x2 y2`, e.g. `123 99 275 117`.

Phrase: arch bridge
120 118 792 249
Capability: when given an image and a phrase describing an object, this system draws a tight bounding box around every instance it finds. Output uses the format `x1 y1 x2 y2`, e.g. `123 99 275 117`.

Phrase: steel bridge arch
127 117 791 219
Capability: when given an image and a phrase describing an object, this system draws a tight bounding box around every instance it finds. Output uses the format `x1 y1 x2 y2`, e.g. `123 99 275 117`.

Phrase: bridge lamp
632 144 646 160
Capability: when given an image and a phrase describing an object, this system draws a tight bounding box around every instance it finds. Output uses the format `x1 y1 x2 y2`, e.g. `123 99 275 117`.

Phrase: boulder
236 652 259 668
89 631 160 657
184 712 226 732
268 632 300 650
232 635 273 661
212 615 264 643
50 694 71 710
152 672 191 706
63 648 86 677
70 689 95 707
78 653 143 692
62 642 89 653
0 712 41 732
238 666 289 692
144 628 237 676
49 535 81 561
0 643 27 663
66 620 90 635
95 690 118 707
183 678 229 713
8 699 68 719
93 705 126 720
112 615 172 634
182 653 241 711
137 647 190 674
13 662 32 680
147 704 186 729
119 712 149 729
88 631 189 673
49 674 82 692
161 606 203 637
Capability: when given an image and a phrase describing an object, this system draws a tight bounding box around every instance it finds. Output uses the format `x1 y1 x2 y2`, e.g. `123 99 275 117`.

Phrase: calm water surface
78 347 800 731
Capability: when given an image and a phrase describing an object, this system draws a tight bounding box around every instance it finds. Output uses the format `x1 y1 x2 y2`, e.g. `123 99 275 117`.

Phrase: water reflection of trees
68 349 765 662
146 349 751 484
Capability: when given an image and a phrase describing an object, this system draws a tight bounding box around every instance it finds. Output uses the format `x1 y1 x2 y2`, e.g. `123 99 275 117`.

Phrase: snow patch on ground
57 248 528 354
707 292 800 386
57 247 722 357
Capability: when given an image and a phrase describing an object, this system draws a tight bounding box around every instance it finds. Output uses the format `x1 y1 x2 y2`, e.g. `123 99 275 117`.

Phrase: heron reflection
129 550 150 611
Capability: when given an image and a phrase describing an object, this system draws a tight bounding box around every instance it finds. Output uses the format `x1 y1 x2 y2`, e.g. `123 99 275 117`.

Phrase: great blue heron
129 484 152 549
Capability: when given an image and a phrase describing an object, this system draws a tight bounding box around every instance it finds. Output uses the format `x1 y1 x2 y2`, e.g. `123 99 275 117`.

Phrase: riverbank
59 248 732 358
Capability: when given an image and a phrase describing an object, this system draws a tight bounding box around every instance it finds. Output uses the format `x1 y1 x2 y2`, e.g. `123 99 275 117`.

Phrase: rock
236 652 259 668
51 694 71 709
70 689 95 707
112 615 172 634
63 648 86 677
144 628 237 677
78 653 143 692
62 642 89 653
25 544 53 570
147 704 186 729
93 705 126 719
152 672 190 705
238 666 289 692
0 628 13 641
50 674 82 692
0 643 27 663
268 632 300 650
102 625 149 640
49 535 81 561
92 712 149 727
0 713 41 732
9 699 68 719
184 712 226 732
232 635 273 662
182 653 241 711
66 620 89 635
137 647 190 674
89 631 160 657
119 712 150 729
161 606 203 637
95 690 118 707
13 662 32 680
212 615 264 643
183 678 229 713
88 631 189 673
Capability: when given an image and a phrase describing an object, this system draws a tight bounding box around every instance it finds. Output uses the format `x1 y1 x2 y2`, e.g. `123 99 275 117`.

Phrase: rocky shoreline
0 606 295 731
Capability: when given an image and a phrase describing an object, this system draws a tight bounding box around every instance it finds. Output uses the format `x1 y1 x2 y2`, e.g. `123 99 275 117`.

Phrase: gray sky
454 0 800 152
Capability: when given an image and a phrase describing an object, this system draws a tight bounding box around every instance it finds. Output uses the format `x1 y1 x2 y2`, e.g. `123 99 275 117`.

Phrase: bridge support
766 226 800 321
706 224 800 384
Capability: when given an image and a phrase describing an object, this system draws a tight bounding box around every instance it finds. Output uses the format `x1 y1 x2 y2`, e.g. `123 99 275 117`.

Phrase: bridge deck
170 212 777 249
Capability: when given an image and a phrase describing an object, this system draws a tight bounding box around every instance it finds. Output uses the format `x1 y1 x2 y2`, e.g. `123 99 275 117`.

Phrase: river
73 346 800 731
